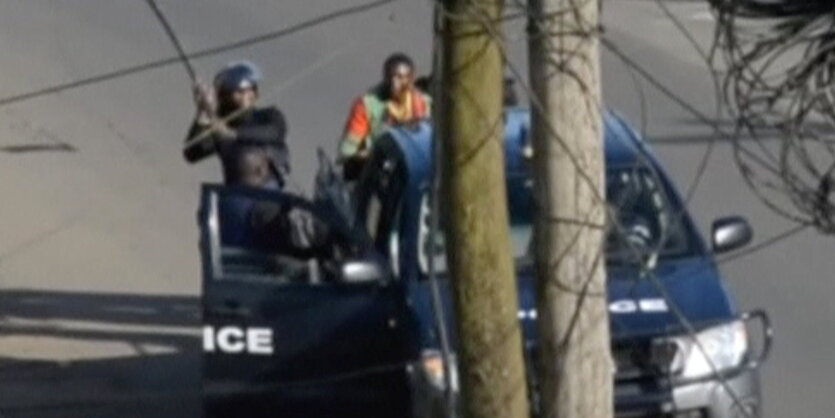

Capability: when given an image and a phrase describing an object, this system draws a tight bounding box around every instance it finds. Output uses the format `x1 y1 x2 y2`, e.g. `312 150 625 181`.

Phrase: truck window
207 190 341 284
416 192 532 276
415 166 697 276
605 166 693 263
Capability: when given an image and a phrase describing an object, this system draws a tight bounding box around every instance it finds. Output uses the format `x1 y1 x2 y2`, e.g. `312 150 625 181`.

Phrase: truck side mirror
712 216 753 254
340 260 386 283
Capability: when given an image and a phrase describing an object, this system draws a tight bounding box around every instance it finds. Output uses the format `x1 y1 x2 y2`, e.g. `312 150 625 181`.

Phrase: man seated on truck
217 150 329 260
249 201 330 260
338 53 431 180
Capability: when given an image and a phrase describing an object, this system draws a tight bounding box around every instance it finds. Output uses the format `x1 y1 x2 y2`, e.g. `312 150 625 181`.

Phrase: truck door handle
207 300 252 319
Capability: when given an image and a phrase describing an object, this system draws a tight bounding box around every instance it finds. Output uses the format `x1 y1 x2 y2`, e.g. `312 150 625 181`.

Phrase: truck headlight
420 350 459 392
676 321 748 380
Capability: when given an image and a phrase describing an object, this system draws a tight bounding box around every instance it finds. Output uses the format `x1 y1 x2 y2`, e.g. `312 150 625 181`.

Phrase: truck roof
383 107 655 188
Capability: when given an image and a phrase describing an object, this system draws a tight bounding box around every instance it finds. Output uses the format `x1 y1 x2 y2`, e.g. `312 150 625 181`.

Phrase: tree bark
439 0 530 417
528 0 614 417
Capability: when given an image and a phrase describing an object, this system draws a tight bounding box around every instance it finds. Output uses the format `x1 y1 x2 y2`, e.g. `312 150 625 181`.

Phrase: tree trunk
439 0 530 417
528 0 614 417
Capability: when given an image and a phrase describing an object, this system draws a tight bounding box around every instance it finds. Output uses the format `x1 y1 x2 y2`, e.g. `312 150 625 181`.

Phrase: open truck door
198 185 417 418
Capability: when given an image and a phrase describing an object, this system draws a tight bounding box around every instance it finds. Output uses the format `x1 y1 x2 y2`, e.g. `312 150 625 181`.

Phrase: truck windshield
416 166 697 275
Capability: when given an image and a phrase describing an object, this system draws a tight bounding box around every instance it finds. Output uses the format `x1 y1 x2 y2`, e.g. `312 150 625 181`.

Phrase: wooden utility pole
528 0 613 417
439 0 530 417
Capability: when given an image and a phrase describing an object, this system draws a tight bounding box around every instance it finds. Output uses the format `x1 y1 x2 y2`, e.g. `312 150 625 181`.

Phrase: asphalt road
0 1 831 417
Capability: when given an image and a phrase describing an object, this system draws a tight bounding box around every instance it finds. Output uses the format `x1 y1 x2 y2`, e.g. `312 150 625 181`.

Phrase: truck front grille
613 340 679 380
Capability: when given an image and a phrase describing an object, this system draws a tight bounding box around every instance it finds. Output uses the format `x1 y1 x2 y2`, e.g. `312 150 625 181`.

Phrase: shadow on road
0 143 76 154
0 289 199 327
0 289 203 418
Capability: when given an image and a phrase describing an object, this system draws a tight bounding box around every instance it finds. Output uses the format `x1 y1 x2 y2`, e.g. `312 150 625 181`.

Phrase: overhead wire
0 0 395 109
142 0 198 84
711 0 835 233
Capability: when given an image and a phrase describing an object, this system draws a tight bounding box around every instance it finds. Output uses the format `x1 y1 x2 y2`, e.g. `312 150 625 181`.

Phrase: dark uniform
184 107 290 187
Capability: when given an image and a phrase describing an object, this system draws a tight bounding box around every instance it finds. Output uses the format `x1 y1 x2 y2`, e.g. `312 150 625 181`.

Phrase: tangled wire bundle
711 0 835 232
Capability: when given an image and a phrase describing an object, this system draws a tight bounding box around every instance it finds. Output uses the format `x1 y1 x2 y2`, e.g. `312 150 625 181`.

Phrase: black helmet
214 61 262 94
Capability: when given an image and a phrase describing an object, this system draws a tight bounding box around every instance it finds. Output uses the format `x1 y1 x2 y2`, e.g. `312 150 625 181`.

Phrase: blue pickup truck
198 108 772 417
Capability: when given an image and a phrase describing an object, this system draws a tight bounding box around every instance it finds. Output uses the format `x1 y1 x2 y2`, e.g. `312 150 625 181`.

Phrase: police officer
184 61 290 189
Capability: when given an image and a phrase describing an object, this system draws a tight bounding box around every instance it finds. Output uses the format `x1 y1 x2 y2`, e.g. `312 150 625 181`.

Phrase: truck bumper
616 368 761 418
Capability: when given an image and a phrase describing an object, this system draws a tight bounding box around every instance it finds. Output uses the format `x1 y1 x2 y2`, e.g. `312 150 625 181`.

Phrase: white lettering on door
609 298 670 314
203 326 216 352
609 300 638 314
247 328 274 355
217 327 245 353
203 326 274 355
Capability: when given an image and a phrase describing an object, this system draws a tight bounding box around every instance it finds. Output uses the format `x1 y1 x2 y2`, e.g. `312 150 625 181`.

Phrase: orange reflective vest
340 88 431 158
